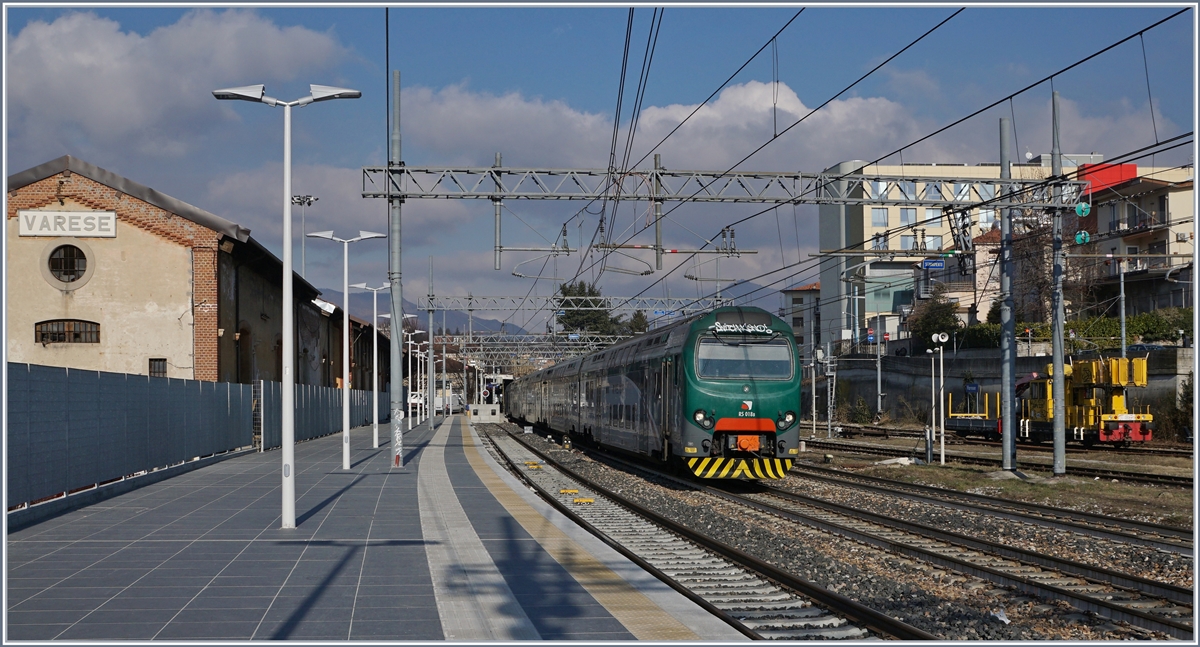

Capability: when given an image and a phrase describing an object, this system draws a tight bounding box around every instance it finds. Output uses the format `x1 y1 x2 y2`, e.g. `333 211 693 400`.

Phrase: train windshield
696 337 793 379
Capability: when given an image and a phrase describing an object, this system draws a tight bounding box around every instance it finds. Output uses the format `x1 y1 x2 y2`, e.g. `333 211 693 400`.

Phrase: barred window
149 358 167 378
48 245 87 282
36 320 100 344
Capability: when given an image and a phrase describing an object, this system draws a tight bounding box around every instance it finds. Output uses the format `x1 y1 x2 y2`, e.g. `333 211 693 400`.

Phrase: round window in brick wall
39 238 96 291
48 244 87 282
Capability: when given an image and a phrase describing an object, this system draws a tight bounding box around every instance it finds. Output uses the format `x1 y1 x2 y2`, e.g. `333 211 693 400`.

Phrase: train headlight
693 409 714 429
776 411 796 430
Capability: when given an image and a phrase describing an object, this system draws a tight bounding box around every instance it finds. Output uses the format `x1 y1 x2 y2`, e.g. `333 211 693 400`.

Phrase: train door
659 357 674 459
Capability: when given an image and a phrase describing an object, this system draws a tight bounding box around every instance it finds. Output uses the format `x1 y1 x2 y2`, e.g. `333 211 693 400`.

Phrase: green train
505 306 801 479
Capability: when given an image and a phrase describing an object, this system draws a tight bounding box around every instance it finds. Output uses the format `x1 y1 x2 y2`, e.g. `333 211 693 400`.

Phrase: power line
600 8 1189 315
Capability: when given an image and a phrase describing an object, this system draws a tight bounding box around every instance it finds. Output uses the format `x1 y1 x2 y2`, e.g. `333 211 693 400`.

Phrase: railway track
565 444 1193 640
477 425 936 640
788 463 1193 556
804 439 1195 488
705 484 1195 640
803 421 1194 457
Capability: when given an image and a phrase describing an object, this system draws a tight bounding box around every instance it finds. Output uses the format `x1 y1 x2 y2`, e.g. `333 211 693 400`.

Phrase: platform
6 415 747 641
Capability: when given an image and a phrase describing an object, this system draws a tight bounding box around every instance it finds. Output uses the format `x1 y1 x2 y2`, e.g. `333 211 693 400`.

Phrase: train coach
506 306 801 479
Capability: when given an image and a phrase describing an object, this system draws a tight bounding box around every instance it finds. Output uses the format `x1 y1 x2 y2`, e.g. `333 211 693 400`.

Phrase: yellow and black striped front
685 457 794 479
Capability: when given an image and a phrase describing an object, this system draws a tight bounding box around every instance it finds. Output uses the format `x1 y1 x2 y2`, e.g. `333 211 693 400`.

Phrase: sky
4 3 1195 332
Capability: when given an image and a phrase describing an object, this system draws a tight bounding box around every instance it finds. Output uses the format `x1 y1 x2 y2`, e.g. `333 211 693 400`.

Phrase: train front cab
677 309 801 479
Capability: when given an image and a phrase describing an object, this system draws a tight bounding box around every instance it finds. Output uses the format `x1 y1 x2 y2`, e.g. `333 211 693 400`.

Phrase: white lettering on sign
709 322 773 335
18 210 117 238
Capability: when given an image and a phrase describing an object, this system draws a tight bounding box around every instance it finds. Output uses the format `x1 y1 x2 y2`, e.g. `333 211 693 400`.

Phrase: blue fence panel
97 371 130 480
67 369 102 490
262 381 281 451
165 379 187 464
126 374 150 475
7 364 31 507
7 364 259 509
27 365 70 500
145 376 171 470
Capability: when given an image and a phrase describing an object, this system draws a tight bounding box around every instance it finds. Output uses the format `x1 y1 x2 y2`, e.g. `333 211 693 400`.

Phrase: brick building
7 155 388 388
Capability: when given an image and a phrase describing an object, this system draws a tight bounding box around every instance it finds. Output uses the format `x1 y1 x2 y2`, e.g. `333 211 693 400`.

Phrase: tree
908 283 963 353
555 281 622 334
626 310 649 335
986 298 1002 325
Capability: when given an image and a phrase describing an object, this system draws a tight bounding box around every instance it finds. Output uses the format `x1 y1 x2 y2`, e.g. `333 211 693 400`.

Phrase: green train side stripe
685 458 794 479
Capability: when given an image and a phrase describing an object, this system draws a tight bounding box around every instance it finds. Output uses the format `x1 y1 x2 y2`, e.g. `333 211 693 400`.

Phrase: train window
696 337 793 379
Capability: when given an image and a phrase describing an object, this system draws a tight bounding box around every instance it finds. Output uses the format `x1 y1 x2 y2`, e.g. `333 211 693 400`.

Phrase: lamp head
926 349 933 355
213 84 266 102
307 230 336 240
310 84 361 102
354 230 387 242
350 282 368 289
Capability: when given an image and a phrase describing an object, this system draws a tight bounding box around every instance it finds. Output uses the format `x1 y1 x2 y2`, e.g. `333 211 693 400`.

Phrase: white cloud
6 9 345 161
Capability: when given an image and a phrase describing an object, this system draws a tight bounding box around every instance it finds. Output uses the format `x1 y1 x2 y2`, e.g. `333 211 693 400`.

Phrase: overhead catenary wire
593 8 1189 319
654 136 1193 326
504 7 1190 337
571 8 966 305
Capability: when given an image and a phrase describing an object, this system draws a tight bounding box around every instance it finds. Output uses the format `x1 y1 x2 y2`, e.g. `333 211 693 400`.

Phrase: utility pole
810 299 817 437
468 294 474 404
1050 91 1067 477
1119 259 1127 358
876 313 884 416
428 257 435 425
654 154 663 270
825 341 835 438
999 118 1017 471
442 308 448 416
388 70 405 468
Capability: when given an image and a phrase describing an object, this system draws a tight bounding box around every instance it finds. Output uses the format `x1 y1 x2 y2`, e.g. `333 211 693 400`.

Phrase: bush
1151 371 1194 443
956 307 1193 350
851 396 873 424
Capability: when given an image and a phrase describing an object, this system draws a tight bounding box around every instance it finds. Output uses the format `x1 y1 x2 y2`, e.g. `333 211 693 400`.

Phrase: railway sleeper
710 598 815 611
738 614 849 629
731 607 829 620
699 590 796 603
754 624 868 640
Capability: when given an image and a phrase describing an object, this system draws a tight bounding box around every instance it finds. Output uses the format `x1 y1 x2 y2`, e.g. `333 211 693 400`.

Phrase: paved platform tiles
7 416 747 641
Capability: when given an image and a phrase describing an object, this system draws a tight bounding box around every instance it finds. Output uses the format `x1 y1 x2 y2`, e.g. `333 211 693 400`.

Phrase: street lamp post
351 283 389 449
291 195 318 278
930 332 949 465
404 331 425 430
307 230 386 470
926 348 935 464
213 83 359 529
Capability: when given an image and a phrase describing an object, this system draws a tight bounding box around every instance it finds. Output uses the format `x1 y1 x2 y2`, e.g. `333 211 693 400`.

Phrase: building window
924 183 943 200
48 245 87 282
792 316 804 328
953 183 970 201
871 181 888 199
925 208 941 227
927 235 943 250
792 297 803 305
898 181 916 200
900 208 916 226
871 208 888 227
980 207 995 226
900 235 916 250
35 319 100 344
149 358 168 378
